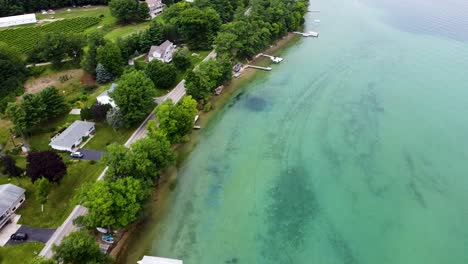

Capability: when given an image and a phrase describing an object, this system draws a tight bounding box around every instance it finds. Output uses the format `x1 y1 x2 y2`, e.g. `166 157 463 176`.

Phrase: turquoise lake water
144 0 468 263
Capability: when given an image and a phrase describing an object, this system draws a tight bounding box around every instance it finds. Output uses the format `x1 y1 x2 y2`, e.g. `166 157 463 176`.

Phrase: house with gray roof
148 40 175 63
96 83 117 108
49 120 95 152
146 0 164 18
0 184 25 229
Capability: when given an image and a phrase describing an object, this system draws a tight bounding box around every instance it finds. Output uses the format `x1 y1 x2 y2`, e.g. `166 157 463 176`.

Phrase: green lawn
0 159 105 228
85 122 134 151
0 242 44 264
104 21 151 41
28 115 81 151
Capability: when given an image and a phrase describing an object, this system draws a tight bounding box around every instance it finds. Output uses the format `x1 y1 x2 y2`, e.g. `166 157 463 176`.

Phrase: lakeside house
146 0 164 18
0 184 26 230
96 83 117 108
49 120 95 152
137 256 183 264
0 13 37 28
148 40 175 63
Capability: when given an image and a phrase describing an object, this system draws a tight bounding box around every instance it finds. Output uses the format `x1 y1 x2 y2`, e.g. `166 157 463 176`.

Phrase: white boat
314 19 321 23
271 57 283 63
193 125 201 130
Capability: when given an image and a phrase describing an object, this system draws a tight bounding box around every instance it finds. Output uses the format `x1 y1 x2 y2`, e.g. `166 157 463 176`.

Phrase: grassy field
0 158 105 228
0 242 44 264
85 123 134 151
104 21 151 40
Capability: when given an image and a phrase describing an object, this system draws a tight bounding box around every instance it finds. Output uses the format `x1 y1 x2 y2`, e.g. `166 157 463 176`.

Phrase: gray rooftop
97 83 117 99
0 184 25 214
149 40 173 57
50 120 95 149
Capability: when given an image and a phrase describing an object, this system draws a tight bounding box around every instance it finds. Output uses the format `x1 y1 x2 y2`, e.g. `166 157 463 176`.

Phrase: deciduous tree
144 59 177 89
112 70 156 126
97 42 124 77
0 155 23 177
91 103 111 122
0 42 26 98
82 31 107 76
35 177 51 212
109 0 142 24
172 48 192 71
53 230 111 264
82 177 148 228
26 151 66 183
156 96 197 143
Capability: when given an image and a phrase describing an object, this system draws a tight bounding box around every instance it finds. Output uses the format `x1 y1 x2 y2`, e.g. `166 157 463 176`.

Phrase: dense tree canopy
104 134 174 182
156 96 198 143
163 3 221 49
172 48 192 71
26 151 67 183
53 230 112 264
106 107 124 130
145 60 177 89
7 87 67 135
0 42 26 98
111 70 156 126
109 0 148 23
0 155 23 177
82 177 148 228
82 31 107 76
31 32 85 66
97 42 124 78
185 58 231 100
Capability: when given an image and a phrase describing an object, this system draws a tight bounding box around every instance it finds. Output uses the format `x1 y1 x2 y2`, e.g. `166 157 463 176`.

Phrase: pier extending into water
246 65 272 71
256 53 284 63
293 31 319 37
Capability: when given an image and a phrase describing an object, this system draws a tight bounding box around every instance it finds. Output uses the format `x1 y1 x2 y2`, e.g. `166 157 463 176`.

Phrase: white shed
0 14 37 28
96 83 117 108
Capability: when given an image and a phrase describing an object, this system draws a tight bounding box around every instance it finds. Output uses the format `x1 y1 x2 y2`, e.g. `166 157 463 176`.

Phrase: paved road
76 148 104 161
7 226 56 245
39 206 88 258
39 50 217 259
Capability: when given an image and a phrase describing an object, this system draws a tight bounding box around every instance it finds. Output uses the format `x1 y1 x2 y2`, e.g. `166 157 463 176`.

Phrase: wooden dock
293 31 319 37
246 65 272 71
258 53 283 63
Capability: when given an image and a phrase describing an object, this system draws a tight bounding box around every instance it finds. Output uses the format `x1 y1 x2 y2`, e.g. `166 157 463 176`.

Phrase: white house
96 83 117 108
0 13 37 28
148 40 175 63
146 0 164 18
49 120 95 152
137 256 183 264
0 184 25 230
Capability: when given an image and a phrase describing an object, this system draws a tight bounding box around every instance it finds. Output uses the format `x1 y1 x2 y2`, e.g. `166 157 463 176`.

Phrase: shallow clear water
145 0 468 263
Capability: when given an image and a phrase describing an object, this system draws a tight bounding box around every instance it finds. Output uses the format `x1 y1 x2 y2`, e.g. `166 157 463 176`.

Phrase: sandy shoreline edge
113 32 302 264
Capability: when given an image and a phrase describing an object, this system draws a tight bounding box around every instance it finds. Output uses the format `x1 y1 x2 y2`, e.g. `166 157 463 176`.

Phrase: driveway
0 215 21 246
6 226 56 245
77 148 104 161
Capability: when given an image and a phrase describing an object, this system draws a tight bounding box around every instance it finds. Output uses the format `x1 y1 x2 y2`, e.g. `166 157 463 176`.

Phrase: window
19 199 24 203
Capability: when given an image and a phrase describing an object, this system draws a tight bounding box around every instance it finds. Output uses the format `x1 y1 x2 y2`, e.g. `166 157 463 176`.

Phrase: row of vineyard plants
0 17 100 53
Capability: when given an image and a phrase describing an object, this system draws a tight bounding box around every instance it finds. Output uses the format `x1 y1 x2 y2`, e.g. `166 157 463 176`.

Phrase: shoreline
113 32 301 264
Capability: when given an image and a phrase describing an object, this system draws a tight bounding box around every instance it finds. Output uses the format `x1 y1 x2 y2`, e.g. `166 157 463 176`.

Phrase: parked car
10 232 28 241
70 152 84 158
